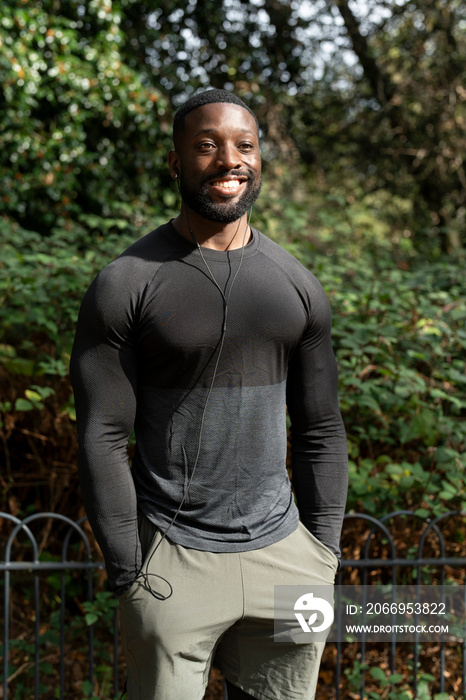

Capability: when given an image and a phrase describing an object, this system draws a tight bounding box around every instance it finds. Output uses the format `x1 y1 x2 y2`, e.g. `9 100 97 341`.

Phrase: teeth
212 179 242 189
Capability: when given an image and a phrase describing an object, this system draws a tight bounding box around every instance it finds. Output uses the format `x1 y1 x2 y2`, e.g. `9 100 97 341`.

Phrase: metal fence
334 511 466 699
1 510 465 699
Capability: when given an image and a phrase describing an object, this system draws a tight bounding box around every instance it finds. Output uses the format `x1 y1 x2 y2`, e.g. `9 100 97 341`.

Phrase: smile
210 179 244 189
207 177 249 197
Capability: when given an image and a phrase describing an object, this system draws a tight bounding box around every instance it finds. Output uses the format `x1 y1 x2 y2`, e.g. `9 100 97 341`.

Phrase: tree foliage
0 1 465 521
118 0 466 252
0 0 172 235
2 1 465 250
327 0 466 252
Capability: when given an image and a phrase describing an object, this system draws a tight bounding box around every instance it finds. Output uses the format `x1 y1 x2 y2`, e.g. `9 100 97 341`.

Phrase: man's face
176 102 262 224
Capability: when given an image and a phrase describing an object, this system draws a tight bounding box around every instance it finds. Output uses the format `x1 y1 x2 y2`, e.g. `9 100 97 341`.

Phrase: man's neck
172 207 251 251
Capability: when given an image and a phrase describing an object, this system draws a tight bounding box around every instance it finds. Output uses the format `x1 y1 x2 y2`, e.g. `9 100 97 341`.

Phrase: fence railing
1 510 465 699
334 511 466 699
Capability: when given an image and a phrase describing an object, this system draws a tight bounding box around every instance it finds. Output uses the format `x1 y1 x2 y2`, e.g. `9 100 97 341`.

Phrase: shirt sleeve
70 265 142 595
286 277 348 560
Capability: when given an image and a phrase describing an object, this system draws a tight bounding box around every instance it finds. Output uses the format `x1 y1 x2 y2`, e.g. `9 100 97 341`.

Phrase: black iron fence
1 510 465 699
334 511 466 699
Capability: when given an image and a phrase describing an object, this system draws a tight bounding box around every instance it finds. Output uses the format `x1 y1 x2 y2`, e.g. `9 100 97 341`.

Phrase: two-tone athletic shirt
70 223 348 595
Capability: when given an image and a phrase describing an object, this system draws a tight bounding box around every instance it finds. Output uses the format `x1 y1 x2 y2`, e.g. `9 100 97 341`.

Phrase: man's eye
199 142 215 150
239 143 254 150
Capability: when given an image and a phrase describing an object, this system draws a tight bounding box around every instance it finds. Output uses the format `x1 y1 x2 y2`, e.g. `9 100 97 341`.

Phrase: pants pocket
299 522 339 574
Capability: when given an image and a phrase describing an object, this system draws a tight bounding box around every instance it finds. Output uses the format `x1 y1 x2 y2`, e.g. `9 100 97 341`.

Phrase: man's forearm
291 432 348 559
79 448 141 595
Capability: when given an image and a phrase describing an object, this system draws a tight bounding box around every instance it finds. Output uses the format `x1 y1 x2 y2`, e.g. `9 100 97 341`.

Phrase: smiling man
70 89 348 700
172 102 261 231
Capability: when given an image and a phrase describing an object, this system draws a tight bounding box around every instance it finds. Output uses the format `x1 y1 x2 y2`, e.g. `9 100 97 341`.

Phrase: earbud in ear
174 167 180 179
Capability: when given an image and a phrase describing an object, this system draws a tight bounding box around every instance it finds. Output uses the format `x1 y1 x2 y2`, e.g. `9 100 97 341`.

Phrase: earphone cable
139 210 252 600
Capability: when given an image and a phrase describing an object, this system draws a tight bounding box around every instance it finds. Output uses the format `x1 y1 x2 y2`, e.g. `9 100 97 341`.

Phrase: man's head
169 89 262 224
172 89 260 150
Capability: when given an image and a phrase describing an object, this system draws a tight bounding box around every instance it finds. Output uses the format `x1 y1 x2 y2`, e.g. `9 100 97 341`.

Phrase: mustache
200 170 254 186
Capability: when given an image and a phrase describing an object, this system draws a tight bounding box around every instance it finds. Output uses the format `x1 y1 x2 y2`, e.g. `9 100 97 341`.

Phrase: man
70 89 348 700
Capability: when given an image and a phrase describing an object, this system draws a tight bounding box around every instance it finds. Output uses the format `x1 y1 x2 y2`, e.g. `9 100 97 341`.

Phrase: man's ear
168 150 180 180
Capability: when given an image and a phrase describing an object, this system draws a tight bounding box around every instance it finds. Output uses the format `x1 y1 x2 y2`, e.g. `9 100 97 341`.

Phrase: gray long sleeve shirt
70 223 348 595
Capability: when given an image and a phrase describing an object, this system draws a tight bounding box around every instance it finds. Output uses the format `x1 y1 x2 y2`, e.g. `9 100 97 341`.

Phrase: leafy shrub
255 182 466 518
1 176 465 520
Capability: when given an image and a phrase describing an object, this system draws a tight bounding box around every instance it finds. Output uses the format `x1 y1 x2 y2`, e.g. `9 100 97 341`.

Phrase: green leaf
84 613 98 626
30 385 55 399
369 666 387 682
15 398 34 411
3 358 36 376
388 672 404 683
448 369 466 384
24 389 43 403
81 679 93 697
415 508 431 518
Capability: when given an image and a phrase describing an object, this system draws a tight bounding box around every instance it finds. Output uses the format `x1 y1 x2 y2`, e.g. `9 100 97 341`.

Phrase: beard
179 170 262 223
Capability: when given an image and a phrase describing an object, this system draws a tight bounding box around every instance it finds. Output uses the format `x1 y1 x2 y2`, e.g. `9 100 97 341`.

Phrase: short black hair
173 89 259 148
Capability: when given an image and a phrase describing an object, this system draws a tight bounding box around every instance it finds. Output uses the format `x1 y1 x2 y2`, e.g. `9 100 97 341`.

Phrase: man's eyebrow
192 127 256 137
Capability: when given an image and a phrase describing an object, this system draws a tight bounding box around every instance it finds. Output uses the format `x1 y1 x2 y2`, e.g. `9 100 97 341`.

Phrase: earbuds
174 167 180 179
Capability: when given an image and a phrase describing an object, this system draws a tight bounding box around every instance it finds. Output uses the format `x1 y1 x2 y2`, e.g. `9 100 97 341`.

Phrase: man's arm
286 279 348 560
70 266 141 596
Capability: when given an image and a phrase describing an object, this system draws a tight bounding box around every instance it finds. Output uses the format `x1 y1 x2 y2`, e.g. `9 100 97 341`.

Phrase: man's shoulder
93 222 174 287
255 230 323 290
109 222 174 267
78 223 175 315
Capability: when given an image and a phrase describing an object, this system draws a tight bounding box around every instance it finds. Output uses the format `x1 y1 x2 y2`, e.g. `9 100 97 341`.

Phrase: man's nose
215 145 242 170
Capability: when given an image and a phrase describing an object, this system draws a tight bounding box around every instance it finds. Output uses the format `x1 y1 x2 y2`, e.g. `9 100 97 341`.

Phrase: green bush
1 182 465 519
